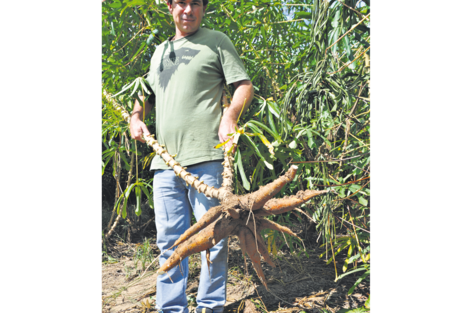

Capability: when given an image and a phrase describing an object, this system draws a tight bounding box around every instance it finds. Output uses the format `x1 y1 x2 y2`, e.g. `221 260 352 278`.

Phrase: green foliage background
102 0 370 293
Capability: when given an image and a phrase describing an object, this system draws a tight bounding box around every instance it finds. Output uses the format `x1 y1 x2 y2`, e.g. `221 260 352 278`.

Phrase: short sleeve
217 35 251 85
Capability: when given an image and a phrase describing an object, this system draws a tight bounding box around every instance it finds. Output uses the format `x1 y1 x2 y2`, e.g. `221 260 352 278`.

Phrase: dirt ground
102 227 370 313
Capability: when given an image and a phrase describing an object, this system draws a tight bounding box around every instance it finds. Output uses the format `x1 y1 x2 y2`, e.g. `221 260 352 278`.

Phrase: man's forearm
218 80 254 147
132 95 153 121
224 80 254 121
130 95 153 143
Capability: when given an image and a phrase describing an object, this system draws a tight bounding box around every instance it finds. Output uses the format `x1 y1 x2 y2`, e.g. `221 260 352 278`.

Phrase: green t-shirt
146 28 250 170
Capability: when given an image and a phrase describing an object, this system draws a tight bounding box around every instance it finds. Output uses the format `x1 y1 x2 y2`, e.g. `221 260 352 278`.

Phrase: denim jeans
153 160 228 313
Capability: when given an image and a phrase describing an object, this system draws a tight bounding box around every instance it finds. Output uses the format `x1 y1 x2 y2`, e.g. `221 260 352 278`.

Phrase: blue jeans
153 160 228 313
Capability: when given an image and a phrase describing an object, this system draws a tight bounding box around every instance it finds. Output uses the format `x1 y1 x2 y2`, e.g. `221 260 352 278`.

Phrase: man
129 0 254 312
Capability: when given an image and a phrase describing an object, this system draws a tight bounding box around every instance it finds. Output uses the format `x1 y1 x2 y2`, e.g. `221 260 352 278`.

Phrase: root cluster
156 165 328 289
104 88 329 289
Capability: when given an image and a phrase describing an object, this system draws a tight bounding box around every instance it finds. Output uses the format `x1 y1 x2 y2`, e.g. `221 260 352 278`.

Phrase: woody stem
220 89 235 197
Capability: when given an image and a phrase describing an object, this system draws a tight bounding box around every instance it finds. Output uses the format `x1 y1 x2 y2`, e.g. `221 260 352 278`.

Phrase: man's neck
172 27 200 41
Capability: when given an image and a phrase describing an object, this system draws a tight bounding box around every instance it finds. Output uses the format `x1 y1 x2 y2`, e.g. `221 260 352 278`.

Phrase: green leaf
119 150 131 171
130 77 141 96
112 80 136 97
246 120 281 142
348 270 370 295
288 140 297 149
129 42 147 63
120 4 129 16
267 108 279 137
344 34 353 61
242 135 273 170
110 22 116 36
140 78 151 94
135 186 142 216
108 2 122 9
295 11 311 19
266 100 280 117
214 138 231 149
263 159 273 170
338 308 368 313
140 185 154 209
127 0 146 7
235 150 250 191
146 34 154 45
364 295 370 309
336 266 367 281
331 8 341 28
358 197 368 206
121 183 136 219
349 184 361 193
306 129 315 148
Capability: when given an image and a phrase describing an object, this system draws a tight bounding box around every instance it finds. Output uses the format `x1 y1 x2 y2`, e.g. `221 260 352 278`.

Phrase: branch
334 215 370 233
338 83 367 169
324 13 370 56
337 0 368 20
105 151 136 240
290 152 370 164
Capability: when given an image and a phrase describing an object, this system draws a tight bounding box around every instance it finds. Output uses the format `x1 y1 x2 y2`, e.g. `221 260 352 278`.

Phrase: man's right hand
130 95 153 143
130 115 151 143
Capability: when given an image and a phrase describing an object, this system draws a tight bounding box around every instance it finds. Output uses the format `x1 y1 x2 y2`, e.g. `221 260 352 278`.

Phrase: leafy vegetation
134 238 156 272
102 0 370 297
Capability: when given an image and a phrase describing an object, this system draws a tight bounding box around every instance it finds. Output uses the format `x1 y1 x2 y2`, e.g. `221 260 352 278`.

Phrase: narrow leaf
235 150 250 190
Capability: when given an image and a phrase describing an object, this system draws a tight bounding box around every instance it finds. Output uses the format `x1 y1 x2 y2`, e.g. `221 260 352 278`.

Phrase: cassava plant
102 0 371 294
103 88 330 289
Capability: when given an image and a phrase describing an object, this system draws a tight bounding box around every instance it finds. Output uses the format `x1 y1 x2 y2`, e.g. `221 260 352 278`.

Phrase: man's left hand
219 80 254 153
218 114 237 152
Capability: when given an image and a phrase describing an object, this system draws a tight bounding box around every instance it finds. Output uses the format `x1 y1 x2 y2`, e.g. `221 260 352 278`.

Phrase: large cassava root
103 87 329 289
255 189 329 216
167 205 223 251
158 216 238 274
155 167 329 289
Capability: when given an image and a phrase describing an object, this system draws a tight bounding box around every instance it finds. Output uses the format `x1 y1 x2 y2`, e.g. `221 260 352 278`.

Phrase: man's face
167 0 206 37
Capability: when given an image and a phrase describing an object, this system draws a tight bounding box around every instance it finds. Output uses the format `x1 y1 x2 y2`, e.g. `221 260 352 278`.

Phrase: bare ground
102 231 369 313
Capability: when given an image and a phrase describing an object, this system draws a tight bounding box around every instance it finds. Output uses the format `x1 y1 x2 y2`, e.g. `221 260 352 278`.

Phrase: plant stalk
105 152 136 240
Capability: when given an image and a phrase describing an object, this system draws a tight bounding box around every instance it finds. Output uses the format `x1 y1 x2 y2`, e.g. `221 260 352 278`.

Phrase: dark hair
168 0 208 6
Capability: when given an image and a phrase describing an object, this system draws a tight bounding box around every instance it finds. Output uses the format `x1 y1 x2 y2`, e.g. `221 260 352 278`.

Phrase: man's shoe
196 308 213 313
